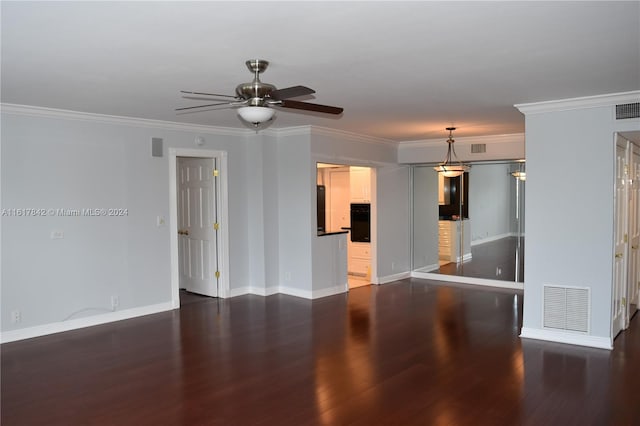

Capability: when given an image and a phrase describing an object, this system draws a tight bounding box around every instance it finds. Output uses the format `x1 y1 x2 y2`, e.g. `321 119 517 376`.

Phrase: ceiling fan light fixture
434 127 470 177
237 106 275 125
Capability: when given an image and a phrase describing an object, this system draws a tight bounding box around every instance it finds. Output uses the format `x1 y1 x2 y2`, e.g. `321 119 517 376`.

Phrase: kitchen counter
317 230 349 237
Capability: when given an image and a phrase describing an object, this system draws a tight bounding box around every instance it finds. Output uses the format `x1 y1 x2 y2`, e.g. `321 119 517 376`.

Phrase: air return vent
616 103 640 120
470 143 486 154
543 285 590 333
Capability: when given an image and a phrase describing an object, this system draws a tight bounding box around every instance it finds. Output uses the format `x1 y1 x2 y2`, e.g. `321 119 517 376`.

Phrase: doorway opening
317 163 376 289
169 148 229 309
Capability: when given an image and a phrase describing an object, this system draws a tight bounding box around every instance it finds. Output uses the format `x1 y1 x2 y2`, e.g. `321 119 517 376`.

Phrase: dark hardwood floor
438 236 525 282
2 279 638 425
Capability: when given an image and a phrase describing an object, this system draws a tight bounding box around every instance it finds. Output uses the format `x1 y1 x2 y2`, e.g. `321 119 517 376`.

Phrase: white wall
398 133 525 164
1 109 251 335
411 166 439 270
375 165 411 280
277 131 313 296
310 127 408 287
468 163 512 243
519 95 640 347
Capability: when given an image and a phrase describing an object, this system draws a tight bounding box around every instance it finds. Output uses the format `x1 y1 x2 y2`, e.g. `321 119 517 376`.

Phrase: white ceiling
1 1 638 142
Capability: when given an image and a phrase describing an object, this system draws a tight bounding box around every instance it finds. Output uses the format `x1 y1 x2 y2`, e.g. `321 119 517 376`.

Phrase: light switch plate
50 230 64 239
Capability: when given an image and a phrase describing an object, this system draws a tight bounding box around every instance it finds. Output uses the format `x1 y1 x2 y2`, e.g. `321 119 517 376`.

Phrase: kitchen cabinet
350 167 371 203
348 241 371 277
439 219 471 263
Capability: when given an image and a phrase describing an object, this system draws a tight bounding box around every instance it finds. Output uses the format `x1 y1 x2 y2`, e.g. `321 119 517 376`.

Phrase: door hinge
213 169 219 177
624 234 628 243
624 165 629 175
215 271 220 279
213 222 219 230
622 297 626 307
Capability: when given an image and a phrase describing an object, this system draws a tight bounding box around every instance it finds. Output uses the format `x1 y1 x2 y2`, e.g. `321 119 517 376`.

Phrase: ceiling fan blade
175 102 233 111
180 90 238 99
280 100 343 115
269 85 315 101
182 95 238 102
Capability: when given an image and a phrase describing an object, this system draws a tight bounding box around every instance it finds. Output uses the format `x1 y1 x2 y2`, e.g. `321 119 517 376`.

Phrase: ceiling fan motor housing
236 59 276 106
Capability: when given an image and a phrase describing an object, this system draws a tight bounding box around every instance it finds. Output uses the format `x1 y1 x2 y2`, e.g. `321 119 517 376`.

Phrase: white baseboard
520 327 613 350
471 232 512 246
411 271 524 290
377 271 412 285
227 286 279 297
1 302 175 344
279 283 348 300
413 263 440 273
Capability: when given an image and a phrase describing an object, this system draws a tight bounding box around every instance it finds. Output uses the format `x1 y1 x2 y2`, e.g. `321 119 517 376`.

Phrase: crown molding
399 133 524 149
515 90 640 115
1 104 400 146
310 125 398 148
0 103 252 136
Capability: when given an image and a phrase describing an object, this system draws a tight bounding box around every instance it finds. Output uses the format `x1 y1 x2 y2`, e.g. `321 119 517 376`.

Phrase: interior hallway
2 278 637 425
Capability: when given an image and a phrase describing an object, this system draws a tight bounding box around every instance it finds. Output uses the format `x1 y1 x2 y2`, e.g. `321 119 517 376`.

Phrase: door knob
615 252 624 259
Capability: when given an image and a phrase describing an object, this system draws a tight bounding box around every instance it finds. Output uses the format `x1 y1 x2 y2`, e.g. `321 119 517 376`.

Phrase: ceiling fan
177 59 344 126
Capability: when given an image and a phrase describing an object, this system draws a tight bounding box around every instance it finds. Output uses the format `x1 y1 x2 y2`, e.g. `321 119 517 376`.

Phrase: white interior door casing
177 157 218 297
613 136 629 337
629 143 640 313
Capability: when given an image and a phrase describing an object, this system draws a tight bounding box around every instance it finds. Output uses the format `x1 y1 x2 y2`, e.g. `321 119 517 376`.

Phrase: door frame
169 148 229 308
612 134 630 337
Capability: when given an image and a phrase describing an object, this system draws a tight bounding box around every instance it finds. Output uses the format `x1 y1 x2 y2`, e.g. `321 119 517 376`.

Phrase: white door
612 136 629 337
628 142 640 319
177 157 218 297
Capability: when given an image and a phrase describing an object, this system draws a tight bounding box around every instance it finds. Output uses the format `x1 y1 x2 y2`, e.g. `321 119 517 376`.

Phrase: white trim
228 284 348 299
0 302 174 344
413 263 440 273
1 103 249 136
169 148 230 305
411 271 524 290
470 232 516 247
399 133 524 149
377 271 412 285
227 286 280 297
311 126 398 148
279 284 348 300
515 90 640 115
519 327 612 350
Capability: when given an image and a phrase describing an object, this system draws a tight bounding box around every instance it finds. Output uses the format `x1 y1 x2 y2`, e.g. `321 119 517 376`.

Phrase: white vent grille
543 285 589 333
470 144 486 154
616 103 640 120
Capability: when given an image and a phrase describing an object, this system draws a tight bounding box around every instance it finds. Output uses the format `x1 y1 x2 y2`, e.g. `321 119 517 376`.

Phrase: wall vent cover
616 102 640 120
543 285 590 333
470 143 486 154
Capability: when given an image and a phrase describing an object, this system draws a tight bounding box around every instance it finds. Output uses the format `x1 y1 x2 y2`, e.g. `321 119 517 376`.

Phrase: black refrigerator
317 185 326 232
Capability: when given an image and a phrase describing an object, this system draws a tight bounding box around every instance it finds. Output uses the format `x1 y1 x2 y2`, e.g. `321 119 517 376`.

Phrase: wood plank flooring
2 278 638 425
437 236 525 282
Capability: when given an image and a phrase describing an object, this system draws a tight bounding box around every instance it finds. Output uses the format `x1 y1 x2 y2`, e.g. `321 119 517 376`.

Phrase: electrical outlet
111 295 119 310
391 262 395 271
11 310 21 323
284 272 291 281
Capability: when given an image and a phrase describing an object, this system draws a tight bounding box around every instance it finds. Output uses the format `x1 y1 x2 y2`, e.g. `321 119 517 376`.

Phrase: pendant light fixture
434 127 470 177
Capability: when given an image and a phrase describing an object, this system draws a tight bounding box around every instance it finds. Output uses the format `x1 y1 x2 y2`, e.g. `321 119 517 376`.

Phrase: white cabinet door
350 167 371 202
